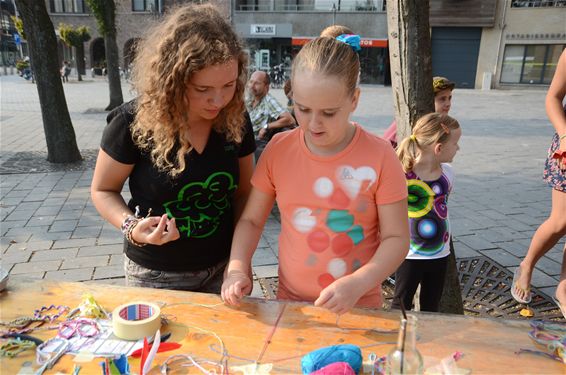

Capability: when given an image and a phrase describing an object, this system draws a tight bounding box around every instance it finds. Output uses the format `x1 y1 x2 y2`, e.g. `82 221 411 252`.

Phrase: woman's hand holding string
131 214 180 246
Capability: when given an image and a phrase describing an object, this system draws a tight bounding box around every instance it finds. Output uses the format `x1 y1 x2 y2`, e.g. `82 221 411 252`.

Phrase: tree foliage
85 0 116 36
58 24 91 48
11 16 25 39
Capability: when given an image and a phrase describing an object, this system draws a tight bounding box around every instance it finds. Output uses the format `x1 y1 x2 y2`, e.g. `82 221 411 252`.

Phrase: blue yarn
301 344 362 374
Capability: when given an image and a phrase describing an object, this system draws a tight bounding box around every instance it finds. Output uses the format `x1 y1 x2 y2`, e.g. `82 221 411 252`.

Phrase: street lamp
332 3 336 25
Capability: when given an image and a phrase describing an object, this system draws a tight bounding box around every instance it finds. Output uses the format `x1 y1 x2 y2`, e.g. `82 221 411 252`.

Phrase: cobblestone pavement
1 74 564 312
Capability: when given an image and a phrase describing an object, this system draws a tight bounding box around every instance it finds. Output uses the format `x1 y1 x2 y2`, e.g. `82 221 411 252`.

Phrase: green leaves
58 23 91 47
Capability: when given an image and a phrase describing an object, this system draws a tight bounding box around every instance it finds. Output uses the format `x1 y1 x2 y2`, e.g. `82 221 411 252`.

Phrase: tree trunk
386 0 434 138
386 0 464 315
15 0 82 163
104 33 123 110
76 44 85 81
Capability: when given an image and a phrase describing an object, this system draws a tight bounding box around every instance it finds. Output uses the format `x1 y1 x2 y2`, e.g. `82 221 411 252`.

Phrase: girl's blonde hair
291 37 359 96
130 4 247 177
397 113 460 172
320 24 354 38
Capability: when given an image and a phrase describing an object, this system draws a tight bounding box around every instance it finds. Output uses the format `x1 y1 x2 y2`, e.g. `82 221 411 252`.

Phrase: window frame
500 44 566 84
49 0 87 14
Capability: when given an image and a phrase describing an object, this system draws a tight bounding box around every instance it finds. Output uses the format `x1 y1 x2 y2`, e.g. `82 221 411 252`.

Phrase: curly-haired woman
91 4 255 293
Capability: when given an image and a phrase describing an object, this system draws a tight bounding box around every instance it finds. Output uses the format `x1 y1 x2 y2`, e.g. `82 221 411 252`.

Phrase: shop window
501 44 565 84
50 0 87 13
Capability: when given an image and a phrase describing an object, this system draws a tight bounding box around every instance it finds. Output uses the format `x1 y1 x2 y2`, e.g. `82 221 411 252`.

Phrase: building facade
44 0 230 75
478 0 566 89
3 0 562 88
234 0 565 88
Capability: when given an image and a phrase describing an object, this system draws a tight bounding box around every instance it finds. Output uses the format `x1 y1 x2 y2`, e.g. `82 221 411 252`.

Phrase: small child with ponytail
392 112 462 312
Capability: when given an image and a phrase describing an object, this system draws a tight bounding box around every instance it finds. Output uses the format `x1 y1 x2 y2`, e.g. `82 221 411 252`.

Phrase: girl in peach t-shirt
222 36 409 314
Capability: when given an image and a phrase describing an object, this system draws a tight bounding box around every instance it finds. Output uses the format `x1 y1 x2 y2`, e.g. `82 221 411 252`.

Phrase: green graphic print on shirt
163 172 237 238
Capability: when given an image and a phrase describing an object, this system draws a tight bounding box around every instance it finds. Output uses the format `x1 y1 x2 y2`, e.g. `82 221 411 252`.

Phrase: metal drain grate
257 256 563 320
458 256 561 320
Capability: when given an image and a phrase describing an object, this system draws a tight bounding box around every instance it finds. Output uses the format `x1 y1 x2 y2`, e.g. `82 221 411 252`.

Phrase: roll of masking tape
112 302 161 341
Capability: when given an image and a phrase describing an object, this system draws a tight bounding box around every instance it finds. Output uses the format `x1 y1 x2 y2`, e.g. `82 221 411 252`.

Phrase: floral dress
543 107 566 192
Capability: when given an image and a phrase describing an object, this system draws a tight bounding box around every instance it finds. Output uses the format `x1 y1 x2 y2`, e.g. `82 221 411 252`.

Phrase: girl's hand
314 276 365 315
131 214 180 246
221 271 252 306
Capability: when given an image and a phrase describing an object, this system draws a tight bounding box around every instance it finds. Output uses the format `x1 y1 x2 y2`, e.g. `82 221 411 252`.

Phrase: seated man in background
246 70 295 160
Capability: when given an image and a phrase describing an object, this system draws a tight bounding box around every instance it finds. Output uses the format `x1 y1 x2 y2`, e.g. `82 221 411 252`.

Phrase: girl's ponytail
397 135 419 173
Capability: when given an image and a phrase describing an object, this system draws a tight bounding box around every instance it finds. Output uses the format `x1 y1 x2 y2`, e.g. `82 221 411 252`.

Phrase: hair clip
440 123 450 135
336 34 361 52
410 134 417 142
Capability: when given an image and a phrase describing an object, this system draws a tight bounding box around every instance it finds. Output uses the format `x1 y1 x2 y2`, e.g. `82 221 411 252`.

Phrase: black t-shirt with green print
101 100 256 271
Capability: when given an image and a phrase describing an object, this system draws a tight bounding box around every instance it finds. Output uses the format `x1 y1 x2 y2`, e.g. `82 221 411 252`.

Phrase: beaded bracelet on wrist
121 206 147 247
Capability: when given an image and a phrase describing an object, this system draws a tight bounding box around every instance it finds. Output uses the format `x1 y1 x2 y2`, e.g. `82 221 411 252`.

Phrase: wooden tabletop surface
0 280 561 374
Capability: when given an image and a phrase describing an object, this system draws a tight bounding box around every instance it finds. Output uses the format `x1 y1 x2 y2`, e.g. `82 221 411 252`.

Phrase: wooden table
0 280 562 374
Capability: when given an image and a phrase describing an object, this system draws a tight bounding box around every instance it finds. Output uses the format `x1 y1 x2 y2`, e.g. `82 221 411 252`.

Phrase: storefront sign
506 32 566 40
292 37 387 48
251 24 276 36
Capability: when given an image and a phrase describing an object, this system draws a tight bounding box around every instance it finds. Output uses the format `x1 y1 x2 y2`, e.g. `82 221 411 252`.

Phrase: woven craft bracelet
121 215 146 247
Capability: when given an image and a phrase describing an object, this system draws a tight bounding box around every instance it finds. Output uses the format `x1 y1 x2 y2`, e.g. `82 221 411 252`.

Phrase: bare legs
515 188 566 303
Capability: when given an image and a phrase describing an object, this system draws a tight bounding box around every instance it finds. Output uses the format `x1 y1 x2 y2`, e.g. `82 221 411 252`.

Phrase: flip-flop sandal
511 267 532 304
552 296 566 320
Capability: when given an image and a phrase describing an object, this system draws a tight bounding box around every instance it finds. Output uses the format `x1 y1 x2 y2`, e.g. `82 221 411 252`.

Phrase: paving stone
2 233 32 244
457 234 499 251
72 226 102 239
10 260 61 274
539 286 557 300
534 256 563 277
52 238 97 249
0 220 27 232
9 272 46 282
253 265 278 279
62 255 109 269
5 225 48 237
77 216 105 227
479 249 521 267
472 227 519 243
84 278 125 286
520 266 561 289
250 280 264 298
93 265 124 279
44 268 94 282
1 197 23 206
1 250 33 265
34 206 62 216
41 198 67 207
252 248 278 266
496 220 533 233
497 241 528 257
452 241 481 259
31 231 72 242
26 215 57 227
78 244 123 257
55 210 83 221
49 219 79 232
32 248 79 262
21 240 54 251
109 254 124 266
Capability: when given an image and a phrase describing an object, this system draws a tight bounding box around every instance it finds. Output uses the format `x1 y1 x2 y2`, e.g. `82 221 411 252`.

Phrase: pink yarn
310 361 356 375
